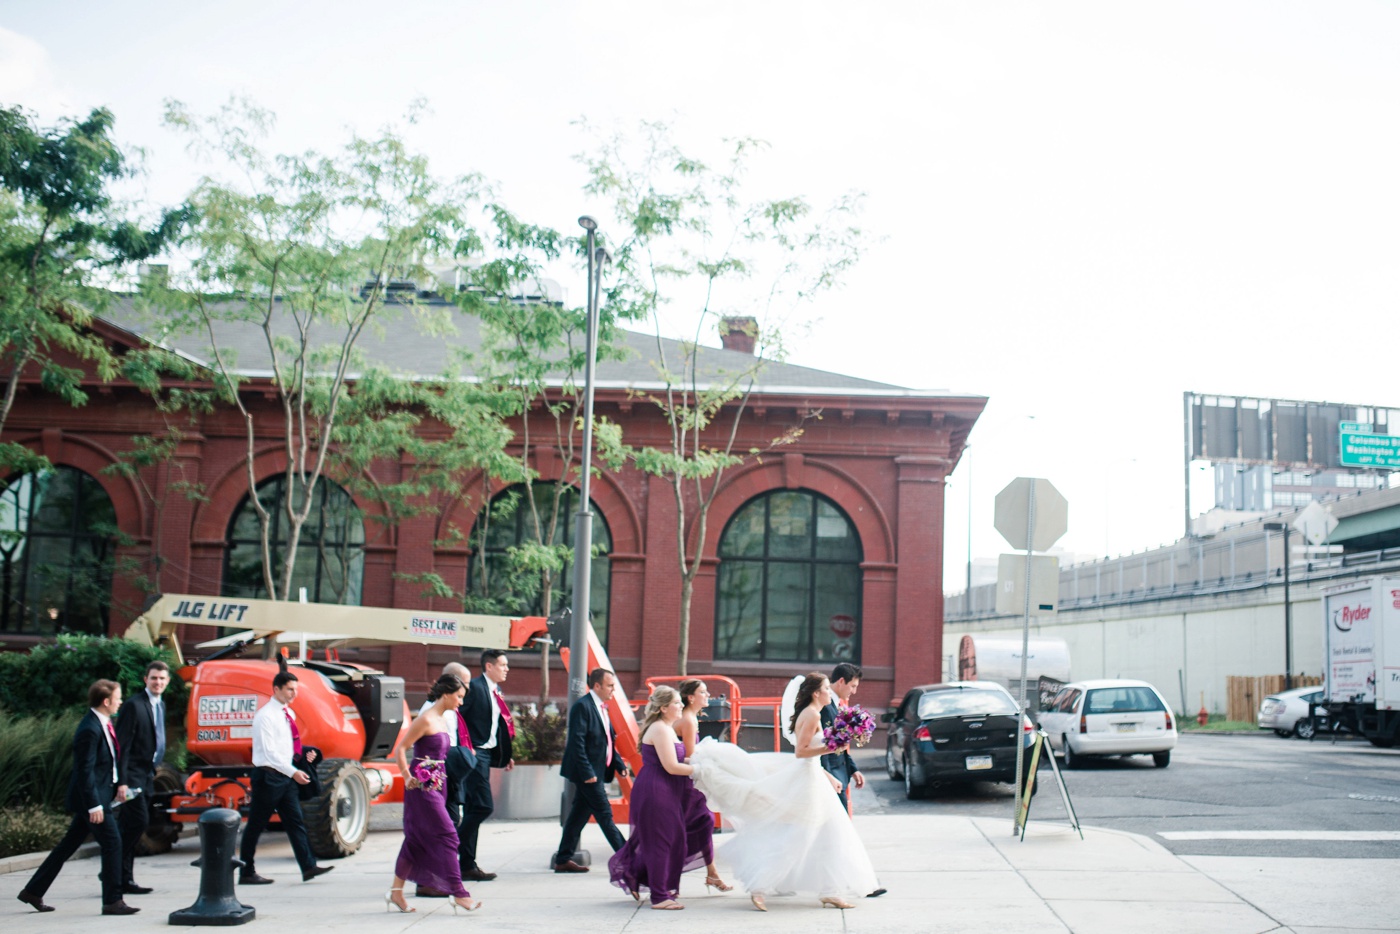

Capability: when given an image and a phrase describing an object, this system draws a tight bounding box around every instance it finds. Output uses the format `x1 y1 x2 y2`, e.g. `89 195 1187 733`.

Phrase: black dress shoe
16 890 54 913
868 887 888 898
121 882 154 895
302 865 333 882
102 901 141 916
552 859 589 874
415 886 448 898
461 867 497 882
238 873 275 885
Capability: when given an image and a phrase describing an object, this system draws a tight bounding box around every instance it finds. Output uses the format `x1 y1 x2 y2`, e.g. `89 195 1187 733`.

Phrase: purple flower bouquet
822 704 877 750
411 759 446 792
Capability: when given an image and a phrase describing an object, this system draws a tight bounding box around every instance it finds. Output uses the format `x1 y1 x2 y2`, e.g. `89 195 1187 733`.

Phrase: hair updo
427 673 466 702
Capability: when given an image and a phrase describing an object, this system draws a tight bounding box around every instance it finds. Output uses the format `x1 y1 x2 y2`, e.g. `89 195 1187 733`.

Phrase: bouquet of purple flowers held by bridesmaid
411 758 446 792
823 705 877 750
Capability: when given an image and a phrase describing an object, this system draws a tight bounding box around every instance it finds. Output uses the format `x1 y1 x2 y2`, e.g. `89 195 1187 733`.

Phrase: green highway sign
1340 428 1400 468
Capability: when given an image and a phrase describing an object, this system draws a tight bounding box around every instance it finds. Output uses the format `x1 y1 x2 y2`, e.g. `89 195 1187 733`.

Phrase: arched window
466 482 612 645
715 490 863 664
223 476 365 604
0 467 116 634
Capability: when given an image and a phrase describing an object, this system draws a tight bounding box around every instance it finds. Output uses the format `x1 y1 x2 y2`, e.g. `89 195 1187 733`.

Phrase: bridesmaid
386 674 481 914
675 680 730 892
608 686 707 910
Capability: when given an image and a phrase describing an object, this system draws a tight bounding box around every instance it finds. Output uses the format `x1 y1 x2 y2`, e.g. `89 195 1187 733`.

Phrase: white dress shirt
592 690 611 766
92 709 118 815
418 700 459 747
251 698 298 777
479 681 502 750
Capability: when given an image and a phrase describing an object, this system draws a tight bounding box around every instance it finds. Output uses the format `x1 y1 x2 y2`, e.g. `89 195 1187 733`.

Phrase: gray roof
99 295 967 400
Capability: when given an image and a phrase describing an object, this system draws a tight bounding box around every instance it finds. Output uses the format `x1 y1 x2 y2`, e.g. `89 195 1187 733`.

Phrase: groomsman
17 680 139 915
457 650 514 881
416 661 474 897
552 668 628 872
115 660 170 896
238 672 332 885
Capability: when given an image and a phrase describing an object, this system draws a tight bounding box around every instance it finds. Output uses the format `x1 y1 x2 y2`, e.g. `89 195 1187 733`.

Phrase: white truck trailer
1321 578 1400 747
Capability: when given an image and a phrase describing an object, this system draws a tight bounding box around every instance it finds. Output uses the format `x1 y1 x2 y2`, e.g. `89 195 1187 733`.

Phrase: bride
689 672 879 910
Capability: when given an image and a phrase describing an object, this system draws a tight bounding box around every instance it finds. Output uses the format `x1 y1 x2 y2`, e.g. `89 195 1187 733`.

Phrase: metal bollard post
169 808 256 926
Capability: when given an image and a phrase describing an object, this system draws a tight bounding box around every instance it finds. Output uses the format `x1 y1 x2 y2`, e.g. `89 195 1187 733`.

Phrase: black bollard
169 808 256 926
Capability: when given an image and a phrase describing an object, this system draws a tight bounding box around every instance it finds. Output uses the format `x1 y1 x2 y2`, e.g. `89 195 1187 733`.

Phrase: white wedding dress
689 734 879 897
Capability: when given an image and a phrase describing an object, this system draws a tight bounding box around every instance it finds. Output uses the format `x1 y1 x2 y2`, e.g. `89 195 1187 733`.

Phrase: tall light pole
1264 521 1293 690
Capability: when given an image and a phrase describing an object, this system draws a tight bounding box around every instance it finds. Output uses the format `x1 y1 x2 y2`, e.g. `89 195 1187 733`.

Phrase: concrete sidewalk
2 814 1390 933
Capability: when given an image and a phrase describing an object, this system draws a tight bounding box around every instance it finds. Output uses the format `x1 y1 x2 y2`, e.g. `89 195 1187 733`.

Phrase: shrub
0 710 83 810
510 703 566 763
0 634 186 719
0 806 70 858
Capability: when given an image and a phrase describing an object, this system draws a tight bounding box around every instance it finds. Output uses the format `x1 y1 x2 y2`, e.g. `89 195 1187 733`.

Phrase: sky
4 1 1400 590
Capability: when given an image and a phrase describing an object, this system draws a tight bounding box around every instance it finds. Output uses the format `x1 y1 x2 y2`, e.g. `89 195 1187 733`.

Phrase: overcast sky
5 1 1399 589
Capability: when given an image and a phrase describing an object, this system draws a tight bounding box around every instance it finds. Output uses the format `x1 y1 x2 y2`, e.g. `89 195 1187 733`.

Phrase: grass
1180 717 1257 732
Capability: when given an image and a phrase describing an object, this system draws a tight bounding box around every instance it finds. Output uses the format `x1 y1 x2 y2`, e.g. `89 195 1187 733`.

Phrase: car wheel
1062 735 1081 769
886 742 903 780
1152 750 1171 768
1295 718 1316 741
903 755 925 800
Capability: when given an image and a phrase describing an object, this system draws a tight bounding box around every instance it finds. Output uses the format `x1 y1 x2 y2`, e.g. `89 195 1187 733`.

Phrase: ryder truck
1321 578 1400 747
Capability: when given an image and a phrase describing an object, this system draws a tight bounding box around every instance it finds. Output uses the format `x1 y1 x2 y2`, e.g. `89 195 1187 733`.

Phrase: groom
821 663 886 898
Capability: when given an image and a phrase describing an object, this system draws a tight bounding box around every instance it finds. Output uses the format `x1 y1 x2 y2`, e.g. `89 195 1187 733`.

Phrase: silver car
1258 686 1327 739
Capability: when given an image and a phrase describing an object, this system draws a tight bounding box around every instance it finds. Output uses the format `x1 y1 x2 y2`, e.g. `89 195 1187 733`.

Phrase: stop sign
994 477 1068 552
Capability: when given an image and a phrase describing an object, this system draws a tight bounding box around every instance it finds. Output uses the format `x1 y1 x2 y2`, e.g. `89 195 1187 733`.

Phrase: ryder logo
1333 603 1371 632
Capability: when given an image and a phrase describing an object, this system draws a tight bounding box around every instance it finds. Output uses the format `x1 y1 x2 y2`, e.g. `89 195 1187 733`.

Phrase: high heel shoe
750 893 767 912
451 896 482 914
651 900 683 910
704 873 733 892
820 896 855 910
384 889 414 913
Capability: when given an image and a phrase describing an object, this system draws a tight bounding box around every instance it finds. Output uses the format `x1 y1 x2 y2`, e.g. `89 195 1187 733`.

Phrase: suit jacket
460 675 513 769
819 701 858 788
67 711 118 815
116 690 161 793
560 693 622 785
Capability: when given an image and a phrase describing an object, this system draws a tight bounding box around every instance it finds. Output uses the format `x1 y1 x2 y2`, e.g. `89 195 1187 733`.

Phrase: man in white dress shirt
238 671 332 885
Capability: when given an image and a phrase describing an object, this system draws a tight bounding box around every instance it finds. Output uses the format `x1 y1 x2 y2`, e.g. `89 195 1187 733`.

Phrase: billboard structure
1183 392 1400 536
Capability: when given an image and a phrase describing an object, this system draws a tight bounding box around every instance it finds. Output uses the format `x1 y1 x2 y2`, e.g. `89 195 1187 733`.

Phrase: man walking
17 680 139 915
114 660 170 896
552 668 627 872
238 672 332 885
456 649 514 882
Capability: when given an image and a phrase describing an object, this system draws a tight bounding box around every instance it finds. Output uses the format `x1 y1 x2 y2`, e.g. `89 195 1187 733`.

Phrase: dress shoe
461 868 497 882
121 882 154 895
238 873 275 885
552 859 589 874
868 887 888 898
415 886 448 898
102 901 141 916
16 890 54 913
302 866 334 882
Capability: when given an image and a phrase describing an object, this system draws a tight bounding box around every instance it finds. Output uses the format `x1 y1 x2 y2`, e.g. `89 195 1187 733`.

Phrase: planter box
490 763 563 820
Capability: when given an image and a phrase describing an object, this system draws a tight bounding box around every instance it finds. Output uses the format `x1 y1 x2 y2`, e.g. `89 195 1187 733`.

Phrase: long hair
428 674 465 702
789 672 828 738
639 685 681 738
678 679 706 712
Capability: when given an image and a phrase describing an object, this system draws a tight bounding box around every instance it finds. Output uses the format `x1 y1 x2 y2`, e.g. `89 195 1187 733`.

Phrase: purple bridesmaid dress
394 732 469 897
608 742 709 904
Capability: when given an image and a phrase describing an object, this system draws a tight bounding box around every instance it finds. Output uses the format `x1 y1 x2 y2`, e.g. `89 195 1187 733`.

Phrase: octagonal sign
995 477 1068 552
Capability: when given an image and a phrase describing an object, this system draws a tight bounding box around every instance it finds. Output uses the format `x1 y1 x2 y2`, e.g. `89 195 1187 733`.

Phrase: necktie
493 690 515 739
106 720 120 760
456 711 474 752
153 699 166 765
285 708 303 756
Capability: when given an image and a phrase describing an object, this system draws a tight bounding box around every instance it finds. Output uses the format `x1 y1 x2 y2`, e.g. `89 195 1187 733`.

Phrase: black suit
553 693 626 863
115 690 163 887
456 675 513 872
24 711 124 905
820 702 859 810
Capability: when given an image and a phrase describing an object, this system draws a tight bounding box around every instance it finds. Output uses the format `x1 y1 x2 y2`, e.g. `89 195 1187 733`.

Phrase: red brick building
1 298 983 709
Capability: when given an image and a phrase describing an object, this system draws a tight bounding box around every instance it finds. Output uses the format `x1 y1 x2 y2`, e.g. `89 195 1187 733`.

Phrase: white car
1038 679 1177 768
1258 686 1328 739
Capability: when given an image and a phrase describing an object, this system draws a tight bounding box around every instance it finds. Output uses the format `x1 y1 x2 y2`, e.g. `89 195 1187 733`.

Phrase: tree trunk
677 575 694 675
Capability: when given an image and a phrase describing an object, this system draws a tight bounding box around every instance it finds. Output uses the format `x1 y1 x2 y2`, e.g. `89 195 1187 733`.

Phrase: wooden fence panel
1225 674 1323 723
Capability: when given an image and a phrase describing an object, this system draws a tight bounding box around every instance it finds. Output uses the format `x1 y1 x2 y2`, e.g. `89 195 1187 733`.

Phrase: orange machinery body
171 658 407 822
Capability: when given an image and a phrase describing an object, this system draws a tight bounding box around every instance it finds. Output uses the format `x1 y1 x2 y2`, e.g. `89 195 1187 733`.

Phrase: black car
884 682 1027 798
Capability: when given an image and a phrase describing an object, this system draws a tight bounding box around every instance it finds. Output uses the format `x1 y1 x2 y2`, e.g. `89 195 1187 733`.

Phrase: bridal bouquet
823 705 877 750
411 759 446 792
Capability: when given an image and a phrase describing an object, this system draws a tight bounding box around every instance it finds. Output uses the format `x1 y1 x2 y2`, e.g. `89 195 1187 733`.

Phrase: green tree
0 106 186 473
583 122 867 675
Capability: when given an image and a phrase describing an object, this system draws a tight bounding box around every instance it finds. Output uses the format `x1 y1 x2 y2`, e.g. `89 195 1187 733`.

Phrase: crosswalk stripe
1158 831 1400 841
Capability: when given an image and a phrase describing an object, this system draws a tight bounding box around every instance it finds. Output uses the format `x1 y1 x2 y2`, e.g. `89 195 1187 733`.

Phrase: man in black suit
820 662 865 812
551 668 628 872
17 680 139 916
456 649 514 882
114 660 170 896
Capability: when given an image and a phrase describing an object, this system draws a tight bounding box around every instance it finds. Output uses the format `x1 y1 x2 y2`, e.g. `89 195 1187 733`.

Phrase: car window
1048 688 1070 711
1060 688 1082 712
1084 686 1165 714
1303 691 1322 704
898 692 918 721
917 689 1018 719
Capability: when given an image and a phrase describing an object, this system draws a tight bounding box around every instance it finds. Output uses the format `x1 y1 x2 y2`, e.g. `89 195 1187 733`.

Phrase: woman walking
675 679 729 893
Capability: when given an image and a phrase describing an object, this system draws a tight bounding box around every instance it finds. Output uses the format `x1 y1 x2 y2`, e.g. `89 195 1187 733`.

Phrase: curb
0 841 99 876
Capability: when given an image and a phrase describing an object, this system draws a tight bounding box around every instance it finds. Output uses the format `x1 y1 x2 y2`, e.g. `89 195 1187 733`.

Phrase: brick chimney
719 316 758 355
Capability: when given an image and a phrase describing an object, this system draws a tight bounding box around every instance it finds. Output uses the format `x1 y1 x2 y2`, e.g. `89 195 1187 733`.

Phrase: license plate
965 755 992 770
1116 723 1136 733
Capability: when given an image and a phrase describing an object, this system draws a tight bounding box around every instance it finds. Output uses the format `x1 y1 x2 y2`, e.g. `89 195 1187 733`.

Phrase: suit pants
117 782 151 885
458 754 494 872
240 769 316 874
26 807 123 905
554 779 625 863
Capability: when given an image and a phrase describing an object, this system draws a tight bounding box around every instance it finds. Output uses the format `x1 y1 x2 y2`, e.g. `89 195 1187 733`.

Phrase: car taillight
1023 717 1034 733
913 726 931 742
1164 711 1173 731
1079 714 1087 734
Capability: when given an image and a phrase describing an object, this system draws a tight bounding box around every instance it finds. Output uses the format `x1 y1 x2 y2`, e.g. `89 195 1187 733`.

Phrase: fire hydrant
1196 691 1209 726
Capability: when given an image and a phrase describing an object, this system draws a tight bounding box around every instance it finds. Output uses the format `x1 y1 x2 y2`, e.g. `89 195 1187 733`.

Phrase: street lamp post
1264 521 1293 690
